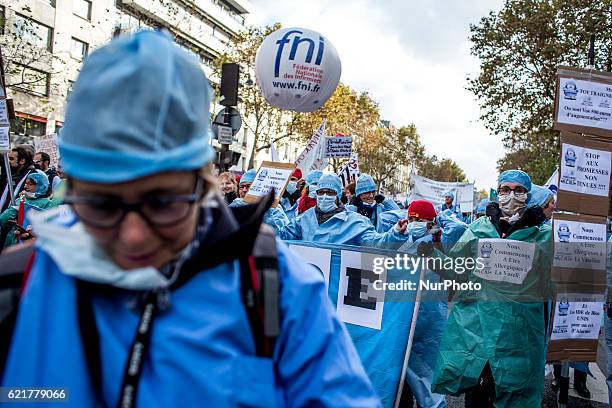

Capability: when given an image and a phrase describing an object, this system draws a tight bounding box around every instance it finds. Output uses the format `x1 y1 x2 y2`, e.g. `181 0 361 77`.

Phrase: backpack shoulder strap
240 224 280 358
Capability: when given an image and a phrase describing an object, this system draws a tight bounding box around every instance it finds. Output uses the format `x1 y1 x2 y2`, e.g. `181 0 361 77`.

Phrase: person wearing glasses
0 171 56 249
277 173 409 245
430 170 552 408
1 31 380 407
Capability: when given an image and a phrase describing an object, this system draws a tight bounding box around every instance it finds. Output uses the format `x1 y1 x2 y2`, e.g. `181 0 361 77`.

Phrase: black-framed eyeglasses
497 186 527 195
64 177 205 229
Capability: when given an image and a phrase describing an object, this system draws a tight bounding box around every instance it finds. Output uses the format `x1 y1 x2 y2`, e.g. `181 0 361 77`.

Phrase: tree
358 124 425 189
1 4 66 94
417 155 468 182
468 0 611 183
215 24 291 169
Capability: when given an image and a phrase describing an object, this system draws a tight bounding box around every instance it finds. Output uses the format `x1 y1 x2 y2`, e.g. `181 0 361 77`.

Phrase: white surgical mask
316 195 337 213
363 202 376 208
286 181 298 195
29 208 171 290
498 191 527 217
24 192 37 199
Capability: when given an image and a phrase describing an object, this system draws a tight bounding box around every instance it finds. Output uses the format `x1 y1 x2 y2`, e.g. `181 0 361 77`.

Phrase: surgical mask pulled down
316 194 337 213
498 191 527 217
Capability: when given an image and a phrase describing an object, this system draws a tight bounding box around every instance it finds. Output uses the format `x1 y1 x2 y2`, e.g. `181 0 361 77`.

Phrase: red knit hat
292 168 303 179
407 200 436 221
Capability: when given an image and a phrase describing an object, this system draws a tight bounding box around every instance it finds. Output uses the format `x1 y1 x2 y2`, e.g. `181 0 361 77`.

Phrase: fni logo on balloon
274 30 324 78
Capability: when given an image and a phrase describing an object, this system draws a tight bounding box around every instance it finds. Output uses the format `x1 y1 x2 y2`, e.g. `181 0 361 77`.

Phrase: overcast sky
249 0 506 189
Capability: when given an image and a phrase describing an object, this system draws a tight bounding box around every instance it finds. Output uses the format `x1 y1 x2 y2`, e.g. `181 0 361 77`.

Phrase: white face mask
498 191 527 217
24 192 37 199
29 208 172 290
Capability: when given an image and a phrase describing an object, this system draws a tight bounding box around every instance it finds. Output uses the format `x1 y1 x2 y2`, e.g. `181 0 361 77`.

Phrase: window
13 14 53 51
10 113 47 137
71 37 89 59
8 65 51 97
73 0 92 20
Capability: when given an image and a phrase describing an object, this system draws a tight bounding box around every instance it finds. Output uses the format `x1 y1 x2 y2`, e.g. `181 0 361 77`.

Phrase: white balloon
255 27 342 113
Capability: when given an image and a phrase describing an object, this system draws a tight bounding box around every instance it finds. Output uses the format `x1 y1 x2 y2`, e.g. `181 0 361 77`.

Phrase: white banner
295 120 329 174
288 244 332 287
409 174 474 212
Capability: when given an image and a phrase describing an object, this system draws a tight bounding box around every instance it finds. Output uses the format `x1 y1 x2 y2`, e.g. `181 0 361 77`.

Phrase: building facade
1 0 251 155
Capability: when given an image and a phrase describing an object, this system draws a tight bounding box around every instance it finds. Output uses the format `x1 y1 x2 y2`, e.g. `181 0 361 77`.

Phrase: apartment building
1 0 251 159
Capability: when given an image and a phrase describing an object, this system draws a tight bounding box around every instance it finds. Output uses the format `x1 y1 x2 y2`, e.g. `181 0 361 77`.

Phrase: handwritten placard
324 135 353 158
475 239 535 284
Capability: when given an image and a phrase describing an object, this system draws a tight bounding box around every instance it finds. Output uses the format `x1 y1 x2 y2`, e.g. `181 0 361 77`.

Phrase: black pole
588 34 595 68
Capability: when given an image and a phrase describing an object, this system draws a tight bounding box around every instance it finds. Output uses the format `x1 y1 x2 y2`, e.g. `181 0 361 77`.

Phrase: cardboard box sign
243 161 296 208
547 285 605 362
551 212 608 285
556 132 611 217
554 66 612 139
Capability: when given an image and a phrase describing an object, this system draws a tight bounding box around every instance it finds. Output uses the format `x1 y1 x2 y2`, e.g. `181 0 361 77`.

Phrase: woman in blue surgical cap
1 31 380 408
431 169 553 408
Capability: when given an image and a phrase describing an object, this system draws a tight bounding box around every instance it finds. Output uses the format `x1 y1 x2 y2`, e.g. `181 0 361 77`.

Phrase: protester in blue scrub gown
278 173 409 246
346 174 399 229
1 31 380 408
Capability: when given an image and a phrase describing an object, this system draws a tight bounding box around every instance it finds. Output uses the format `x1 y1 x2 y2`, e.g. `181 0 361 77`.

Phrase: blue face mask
286 181 298 195
316 195 337 213
407 221 428 239
308 186 317 199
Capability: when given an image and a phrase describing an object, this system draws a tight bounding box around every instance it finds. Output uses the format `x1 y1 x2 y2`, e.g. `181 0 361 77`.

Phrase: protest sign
324 135 353 158
295 120 329 174
338 153 360 187
409 174 475 212
547 285 605 362
0 99 9 127
0 126 9 152
33 133 60 168
288 244 332 287
244 161 295 207
544 168 559 196
475 239 535 285
554 66 612 138
556 132 611 216
552 212 608 285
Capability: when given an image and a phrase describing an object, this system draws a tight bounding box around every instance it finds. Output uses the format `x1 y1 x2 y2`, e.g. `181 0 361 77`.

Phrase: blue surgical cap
443 191 454 200
498 170 532 192
27 170 49 198
528 184 554 208
305 170 323 186
476 198 489 214
355 174 376 196
316 173 343 197
60 30 213 183
240 169 257 185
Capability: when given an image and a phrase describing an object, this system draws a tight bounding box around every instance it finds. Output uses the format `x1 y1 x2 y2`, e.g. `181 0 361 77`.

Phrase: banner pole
393 263 427 408
3 153 15 206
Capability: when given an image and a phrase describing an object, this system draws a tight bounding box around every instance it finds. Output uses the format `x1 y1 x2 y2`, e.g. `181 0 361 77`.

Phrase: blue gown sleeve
381 198 399 211
277 215 303 241
274 242 381 407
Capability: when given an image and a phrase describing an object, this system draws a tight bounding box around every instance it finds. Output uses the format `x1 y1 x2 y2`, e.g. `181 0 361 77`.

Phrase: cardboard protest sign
244 161 296 207
324 135 353 158
33 133 60 168
475 239 535 285
547 285 605 362
556 132 611 216
554 66 612 138
552 212 608 285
